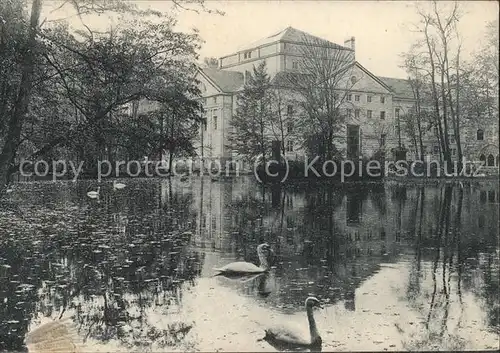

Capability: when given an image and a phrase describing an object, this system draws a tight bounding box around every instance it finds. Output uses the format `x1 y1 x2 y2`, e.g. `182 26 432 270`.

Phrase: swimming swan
214 243 272 275
261 297 323 350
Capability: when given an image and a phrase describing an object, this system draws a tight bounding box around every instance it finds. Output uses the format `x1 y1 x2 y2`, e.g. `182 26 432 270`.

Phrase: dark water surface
0 177 498 351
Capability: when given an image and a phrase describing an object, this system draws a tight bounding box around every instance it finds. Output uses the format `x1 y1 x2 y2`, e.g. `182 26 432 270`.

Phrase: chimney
344 36 355 57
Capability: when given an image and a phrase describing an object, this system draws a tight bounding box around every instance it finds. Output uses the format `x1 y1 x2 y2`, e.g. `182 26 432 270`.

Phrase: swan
25 318 82 352
261 297 323 350
113 180 126 190
86 186 100 199
214 243 272 275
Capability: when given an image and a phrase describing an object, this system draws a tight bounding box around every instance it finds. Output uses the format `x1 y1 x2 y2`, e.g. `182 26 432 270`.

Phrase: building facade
194 27 499 170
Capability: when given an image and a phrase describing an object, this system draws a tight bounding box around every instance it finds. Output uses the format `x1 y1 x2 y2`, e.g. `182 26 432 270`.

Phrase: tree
286 34 356 161
0 0 215 193
202 57 219 69
268 89 303 157
229 61 273 165
406 1 464 171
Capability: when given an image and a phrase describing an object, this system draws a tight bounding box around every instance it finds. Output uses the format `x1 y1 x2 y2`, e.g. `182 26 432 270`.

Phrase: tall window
380 134 386 146
292 61 298 69
381 96 385 103
487 154 494 166
395 108 400 118
286 140 294 152
287 105 293 116
213 116 218 130
346 109 352 117
213 96 217 104
287 120 294 134
355 95 360 102
477 129 484 140
355 109 360 118
367 95 372 103
367 110 372 119
433 145 439 154
347 94 352 101
380 111 385 120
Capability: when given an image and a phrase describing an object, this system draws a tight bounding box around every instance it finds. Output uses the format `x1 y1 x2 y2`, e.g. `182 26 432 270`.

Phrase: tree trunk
0 0 41 190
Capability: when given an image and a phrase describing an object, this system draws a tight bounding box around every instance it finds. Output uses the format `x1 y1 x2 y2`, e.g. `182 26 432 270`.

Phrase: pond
0 177 499 352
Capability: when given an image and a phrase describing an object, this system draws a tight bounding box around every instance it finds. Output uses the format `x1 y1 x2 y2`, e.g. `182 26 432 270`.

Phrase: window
287 120 294 134
243 52 247 59
346 109 352 117
450 135 455 144
287 105 293 116
480 154 486 165
213 116 217 130
367 110 372 119
355 95 360 102
381 96 385 103
355 109 360 118
380 134 386 146
292 61 298 69
203 121 207 131
367 95 372 103
487 154 495 166
395 108 400 118
394 124 399 135
380 111 385 120
347 94 352 101
334 93 339 100
211 216 216 230
213 96 217 104
477 129 484 140
434 127 439 135
452 148 456 156
286 140 293 152
433 145 439 154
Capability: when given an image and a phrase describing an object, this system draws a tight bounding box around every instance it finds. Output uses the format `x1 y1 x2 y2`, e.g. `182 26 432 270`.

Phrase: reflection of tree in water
220 182 396 310
0 180 203 351
402 183 499 349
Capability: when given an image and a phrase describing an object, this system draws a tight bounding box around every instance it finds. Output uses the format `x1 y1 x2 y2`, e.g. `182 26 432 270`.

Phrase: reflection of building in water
190 178 254 251
334 187 402 259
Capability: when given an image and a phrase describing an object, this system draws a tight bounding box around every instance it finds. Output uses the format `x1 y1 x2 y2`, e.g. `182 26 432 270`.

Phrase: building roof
378 76 415 100
237 26 349 52
270 71 308 88
200 67 244 93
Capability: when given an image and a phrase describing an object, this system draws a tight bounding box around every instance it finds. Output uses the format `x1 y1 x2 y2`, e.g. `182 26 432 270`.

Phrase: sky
43 0 498 79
